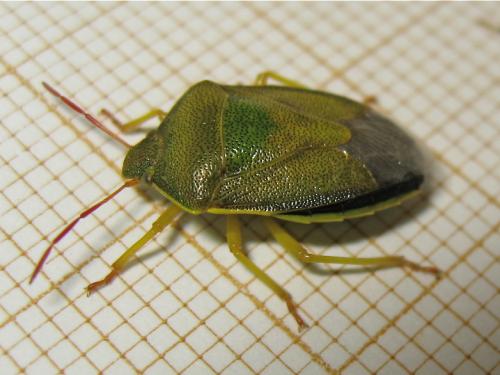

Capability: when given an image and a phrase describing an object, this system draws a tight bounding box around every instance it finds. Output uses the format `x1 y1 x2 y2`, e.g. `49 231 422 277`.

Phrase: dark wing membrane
288 173 423 216
293 110 427 215
338 110 425 192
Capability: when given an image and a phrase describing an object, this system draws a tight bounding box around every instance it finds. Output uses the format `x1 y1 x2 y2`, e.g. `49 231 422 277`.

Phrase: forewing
220 86 352 176
208 86 375 211
213 145 377 212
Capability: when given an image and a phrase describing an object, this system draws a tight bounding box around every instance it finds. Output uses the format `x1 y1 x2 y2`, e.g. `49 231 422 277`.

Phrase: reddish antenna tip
29 179 139 284
42 81 52 91
42 81 61 99
42 81 131 148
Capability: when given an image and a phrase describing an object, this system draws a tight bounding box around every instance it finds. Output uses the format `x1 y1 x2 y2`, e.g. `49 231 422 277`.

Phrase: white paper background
1 3 499 374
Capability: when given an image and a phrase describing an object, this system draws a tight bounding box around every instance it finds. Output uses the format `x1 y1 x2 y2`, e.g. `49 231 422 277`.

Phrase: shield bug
31 71 439 330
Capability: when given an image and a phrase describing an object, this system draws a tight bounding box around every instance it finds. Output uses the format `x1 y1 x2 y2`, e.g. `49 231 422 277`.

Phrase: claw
85 269 118 296
286 299 308 331
405 260 442 277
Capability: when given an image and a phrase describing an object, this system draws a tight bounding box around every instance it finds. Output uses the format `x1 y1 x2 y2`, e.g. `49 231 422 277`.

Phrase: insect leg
264 218 440 275
254 71 307 88
363 95 378 106
226 216 307 330
101 108 167 133
86 204 183 295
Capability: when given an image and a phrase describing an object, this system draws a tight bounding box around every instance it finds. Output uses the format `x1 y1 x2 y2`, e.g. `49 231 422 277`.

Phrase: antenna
30 179 139 283
42 82 131 148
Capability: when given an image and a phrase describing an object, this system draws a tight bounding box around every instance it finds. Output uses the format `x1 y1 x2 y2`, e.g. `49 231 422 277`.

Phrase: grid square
415 325 447 355
357 309 388 337
187 290 220 321
471 342 498 373
279 344 311 373
469 309 496 338
165 342 197 373
144 359 175 375
126 341 157 371
359 344 390 373
396 342 427 372
203 341 236 373
415 359 447 375
31 321 64 350
147 324 179 354
108 324 141 353
168 307 199 337
378 327 408 356
206 307 238 337
261 359 293 375
434 342 466 372
48 340 80 369
25 356 59 375
86 341 120 371
7 329 40 366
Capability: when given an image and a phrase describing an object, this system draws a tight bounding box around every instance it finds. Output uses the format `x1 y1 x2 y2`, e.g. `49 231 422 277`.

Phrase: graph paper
1 3 499 374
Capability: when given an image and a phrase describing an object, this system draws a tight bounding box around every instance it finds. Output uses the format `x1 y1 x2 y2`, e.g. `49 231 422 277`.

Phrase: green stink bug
31 71 439 330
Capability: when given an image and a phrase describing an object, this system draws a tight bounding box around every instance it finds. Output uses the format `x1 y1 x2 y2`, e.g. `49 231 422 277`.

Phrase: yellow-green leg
101 108 167 133
226 216 307 330
86 204 183 295
254 71 307 88
264 218 440 274
254 71 380 108
363 95 378 106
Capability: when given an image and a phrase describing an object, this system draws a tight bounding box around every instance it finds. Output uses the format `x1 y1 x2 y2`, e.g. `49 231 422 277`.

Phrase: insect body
32 72 439 330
